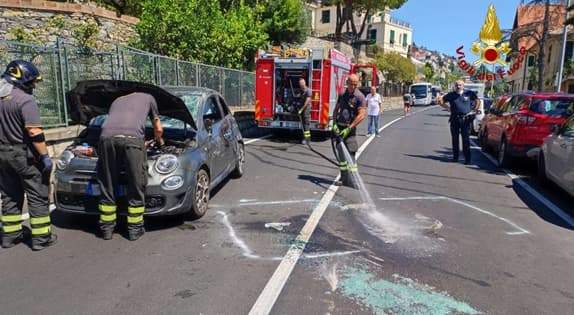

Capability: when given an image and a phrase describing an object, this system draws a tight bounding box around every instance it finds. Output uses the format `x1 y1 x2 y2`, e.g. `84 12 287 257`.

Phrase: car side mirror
203 118 213 133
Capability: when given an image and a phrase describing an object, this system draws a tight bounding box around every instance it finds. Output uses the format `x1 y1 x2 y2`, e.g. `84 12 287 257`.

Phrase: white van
409 82 433 106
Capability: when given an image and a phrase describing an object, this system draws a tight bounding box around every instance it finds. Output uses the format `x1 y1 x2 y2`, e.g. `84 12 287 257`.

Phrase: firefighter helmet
2 60 42 94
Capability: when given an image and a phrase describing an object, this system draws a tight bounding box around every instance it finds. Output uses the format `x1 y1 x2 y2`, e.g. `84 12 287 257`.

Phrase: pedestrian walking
96 92 164 241
332 74 367 188
0 60 57 251
403 93 413 116
438 80 479 164
297 78 312 145
366 86 382 137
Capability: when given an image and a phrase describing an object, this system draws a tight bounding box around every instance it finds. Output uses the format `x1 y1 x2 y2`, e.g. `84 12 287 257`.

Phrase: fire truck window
203 96 223 122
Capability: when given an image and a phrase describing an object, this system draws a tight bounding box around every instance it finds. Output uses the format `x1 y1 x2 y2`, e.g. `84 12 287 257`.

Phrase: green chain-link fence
0 40 255 128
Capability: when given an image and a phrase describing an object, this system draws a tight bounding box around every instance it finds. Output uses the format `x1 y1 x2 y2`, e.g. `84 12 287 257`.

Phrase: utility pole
557 0 571 92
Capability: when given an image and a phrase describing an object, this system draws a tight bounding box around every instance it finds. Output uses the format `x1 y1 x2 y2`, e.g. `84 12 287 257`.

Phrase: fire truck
255 47 354 132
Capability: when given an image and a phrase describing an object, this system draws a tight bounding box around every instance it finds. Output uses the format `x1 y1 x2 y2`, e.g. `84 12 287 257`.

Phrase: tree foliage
135 0 267 70
261 0 311 45
423 62 435 81
375 52 416 83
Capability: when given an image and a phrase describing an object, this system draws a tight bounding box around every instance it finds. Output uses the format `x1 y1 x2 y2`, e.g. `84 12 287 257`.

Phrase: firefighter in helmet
297 78 312 145
0 60 57 251
332 73 367 188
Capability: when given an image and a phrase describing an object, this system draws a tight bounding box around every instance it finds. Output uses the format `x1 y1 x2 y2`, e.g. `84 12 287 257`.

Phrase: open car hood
66 80 196 130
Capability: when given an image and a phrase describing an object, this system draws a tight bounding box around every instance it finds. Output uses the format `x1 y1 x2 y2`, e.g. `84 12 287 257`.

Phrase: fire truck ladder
310 61 323 125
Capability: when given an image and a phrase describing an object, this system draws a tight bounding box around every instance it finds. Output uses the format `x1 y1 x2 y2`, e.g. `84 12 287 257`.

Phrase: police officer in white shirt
366 86 382 137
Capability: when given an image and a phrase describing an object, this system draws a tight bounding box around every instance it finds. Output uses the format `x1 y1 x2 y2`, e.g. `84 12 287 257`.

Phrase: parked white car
538 115 574 197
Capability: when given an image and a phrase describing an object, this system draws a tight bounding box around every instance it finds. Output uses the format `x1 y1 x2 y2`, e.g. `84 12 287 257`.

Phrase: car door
489 96 512 144
216 95 238 174
202 95 226 179
554 116 574 193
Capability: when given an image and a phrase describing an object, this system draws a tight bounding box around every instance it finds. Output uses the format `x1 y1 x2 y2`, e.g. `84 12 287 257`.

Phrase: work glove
340 128 351 139
40 154 53 174
331 123 340 136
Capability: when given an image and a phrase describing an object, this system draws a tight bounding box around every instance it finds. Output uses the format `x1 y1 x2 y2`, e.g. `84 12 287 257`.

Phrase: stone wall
301 36 357 60
0 0 138 49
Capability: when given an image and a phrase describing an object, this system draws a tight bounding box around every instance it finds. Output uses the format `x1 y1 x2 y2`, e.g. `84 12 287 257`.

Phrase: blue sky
392 0 522 56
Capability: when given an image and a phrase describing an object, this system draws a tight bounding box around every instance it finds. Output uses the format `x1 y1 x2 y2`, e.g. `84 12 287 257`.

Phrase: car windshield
179 94 203 122
411 85 428 95
530 99 574 116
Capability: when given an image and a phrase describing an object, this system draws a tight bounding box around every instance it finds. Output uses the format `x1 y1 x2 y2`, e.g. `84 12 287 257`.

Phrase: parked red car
479 92 574 167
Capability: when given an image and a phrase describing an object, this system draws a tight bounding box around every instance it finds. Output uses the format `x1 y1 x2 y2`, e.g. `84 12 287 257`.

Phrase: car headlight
162 175 184 190
56 150 75 171
155 154 179 174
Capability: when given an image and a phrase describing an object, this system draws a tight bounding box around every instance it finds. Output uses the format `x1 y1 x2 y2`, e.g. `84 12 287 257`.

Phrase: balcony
389 17 411 29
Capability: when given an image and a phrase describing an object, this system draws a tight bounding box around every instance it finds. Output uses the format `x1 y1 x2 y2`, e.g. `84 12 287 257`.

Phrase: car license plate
86 182 101 196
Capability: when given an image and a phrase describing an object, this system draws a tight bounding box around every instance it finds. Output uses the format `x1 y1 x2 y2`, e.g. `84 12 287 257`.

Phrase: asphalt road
1 106 573 315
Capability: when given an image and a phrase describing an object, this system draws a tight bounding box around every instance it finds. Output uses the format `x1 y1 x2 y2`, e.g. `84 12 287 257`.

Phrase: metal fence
0 40 255 128
381 82 408 97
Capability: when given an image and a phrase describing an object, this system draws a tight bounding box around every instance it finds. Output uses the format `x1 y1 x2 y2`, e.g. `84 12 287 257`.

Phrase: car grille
57 193 166 211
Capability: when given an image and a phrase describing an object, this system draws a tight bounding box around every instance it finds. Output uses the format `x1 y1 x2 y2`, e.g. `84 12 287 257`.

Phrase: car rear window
529 99 574 116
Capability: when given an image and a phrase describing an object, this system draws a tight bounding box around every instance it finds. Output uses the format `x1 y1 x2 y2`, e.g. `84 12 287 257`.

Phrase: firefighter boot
127 206 145 241
1 232 24 249
31 233 58 251
1 213 24 248
99 204 117 240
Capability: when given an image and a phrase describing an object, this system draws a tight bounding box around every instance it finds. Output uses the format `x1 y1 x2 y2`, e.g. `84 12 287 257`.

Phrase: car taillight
517 114 536 124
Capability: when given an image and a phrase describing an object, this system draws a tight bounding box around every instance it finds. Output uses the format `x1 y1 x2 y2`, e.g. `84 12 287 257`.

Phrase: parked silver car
54 80 245 219
538 115 574 197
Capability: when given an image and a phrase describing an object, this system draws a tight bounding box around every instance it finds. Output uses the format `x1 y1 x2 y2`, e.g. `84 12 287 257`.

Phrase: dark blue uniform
443 90 478 163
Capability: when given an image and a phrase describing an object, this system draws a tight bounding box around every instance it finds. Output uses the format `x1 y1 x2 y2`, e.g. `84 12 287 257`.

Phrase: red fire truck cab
255 48 352 132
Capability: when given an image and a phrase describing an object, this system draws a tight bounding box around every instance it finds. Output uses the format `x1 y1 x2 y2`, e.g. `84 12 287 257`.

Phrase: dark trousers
96 136 146 233
300 107 311 140
0 144 52 244
335 124 358 188
450 116 472 162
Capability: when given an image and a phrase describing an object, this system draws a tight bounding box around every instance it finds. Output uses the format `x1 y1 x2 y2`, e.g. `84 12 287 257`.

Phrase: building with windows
508 4 571 92
305 3 413 58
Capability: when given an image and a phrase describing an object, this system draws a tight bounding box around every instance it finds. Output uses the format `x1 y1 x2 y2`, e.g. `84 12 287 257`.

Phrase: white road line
378 196 530 235
470 140 574 228
248 107 431 315
245 134 272 145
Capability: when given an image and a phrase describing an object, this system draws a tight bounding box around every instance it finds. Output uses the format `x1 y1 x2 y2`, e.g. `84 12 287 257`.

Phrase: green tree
375 52 416 83
135 0 267 70
322 0 408 59
261 0 311 45
423 62 435 81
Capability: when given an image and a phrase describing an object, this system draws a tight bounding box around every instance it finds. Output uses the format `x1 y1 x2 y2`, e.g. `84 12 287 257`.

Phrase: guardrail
0 40 255 128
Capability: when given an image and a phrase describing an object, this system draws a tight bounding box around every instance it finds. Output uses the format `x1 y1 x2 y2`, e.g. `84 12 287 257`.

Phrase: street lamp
557 0 572 92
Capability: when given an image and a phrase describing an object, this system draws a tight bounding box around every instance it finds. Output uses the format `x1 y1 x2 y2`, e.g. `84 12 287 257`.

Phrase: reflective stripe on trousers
127 206 144 225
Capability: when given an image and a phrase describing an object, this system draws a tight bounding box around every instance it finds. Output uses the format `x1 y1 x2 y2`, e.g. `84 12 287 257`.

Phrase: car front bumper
53 177 194 216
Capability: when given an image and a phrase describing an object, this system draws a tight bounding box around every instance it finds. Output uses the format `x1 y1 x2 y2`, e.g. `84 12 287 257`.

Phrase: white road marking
219 211 260 259
218 211 360 261
379 195 530 235
244 134 272 145
470 139 574 228
249 107 432 315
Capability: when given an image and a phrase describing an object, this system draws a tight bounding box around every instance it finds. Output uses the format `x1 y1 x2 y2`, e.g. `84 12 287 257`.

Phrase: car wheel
189 169 210 220
537 151 549 186
497 137 511 168
231 142 245 178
